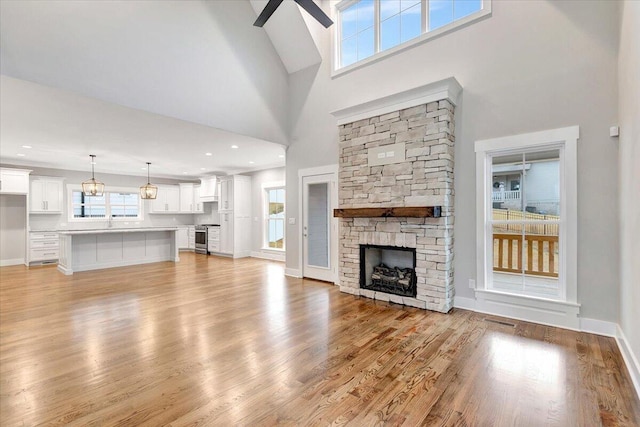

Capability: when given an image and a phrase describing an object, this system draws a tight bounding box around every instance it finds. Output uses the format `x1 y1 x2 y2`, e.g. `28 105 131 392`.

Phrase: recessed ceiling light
22 145 32 149
200 167 206 170
278 154 285 158
205 152 212 156
183 172 188 174
231 145 239 149
142 167 147 170
249 161 255 164
17 153 25 157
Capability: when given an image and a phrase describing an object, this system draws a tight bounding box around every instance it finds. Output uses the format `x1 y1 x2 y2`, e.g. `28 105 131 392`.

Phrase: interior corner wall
618 0 640 374
285 0 621 321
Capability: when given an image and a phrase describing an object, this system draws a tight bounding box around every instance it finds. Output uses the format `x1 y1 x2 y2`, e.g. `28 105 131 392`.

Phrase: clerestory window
336 0 491 71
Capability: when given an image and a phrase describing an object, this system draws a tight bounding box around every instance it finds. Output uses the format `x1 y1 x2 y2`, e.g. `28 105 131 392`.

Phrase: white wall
286 0 621 321
1 164 199 231
618 0 640 381
0 194 27 265
248 167 286 260
0 0 290 145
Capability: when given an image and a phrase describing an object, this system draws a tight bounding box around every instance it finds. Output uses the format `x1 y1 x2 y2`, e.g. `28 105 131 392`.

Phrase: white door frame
298 165 338 283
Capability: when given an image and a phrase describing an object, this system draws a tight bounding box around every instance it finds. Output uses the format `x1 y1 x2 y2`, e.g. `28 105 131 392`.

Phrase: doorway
299 166 337 282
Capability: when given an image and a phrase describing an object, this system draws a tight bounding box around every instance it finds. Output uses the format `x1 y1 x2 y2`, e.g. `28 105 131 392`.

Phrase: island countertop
57 228 180 275
57 227 178 235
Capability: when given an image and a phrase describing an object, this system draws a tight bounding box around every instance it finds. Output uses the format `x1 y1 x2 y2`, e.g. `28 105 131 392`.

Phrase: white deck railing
492 190 521 202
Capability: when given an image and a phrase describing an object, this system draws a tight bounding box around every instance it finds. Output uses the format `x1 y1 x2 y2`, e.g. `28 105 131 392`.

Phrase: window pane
357 26 375 60
523 228 560 298
491 153 525 219
358 0 375 30
429 0 453 31
380 0 400 21
401 4 422 43
524 150 560 216
380 14 401 51
341 35 358 67
454 0 481 20
341 3 357 39
401 0 420 10
491 223 524 293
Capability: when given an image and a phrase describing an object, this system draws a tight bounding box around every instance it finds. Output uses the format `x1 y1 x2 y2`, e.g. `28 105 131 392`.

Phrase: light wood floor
1 253 639 426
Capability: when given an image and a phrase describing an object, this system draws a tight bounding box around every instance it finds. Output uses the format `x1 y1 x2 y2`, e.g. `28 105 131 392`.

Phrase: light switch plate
288 218 296 225
368 142 406 166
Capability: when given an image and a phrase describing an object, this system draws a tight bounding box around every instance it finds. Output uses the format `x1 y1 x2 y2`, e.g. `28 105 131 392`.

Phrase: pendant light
82 154 105 196
140 162 158 199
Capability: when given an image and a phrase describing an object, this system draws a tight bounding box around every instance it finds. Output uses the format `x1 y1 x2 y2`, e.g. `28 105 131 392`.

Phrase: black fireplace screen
360 244 417 298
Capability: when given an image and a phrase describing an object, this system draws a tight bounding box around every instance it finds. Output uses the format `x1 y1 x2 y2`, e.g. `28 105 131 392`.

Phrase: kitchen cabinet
188 226 195 249
193 185 204 213
30 177 64 214
0 168 31 194
151 185 180 213
199 176 218 202
179 183 204 213
29 231 59 264
215 175 251 258
177 226 189 249
179 184 195 213
207 225 220 253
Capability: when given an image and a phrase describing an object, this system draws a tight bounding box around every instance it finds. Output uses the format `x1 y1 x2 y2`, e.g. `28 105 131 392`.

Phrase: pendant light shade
140 162 158 200
82 155 105 196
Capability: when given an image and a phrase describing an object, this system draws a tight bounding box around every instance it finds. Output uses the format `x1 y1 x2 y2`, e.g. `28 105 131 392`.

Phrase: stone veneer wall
337 100 455 313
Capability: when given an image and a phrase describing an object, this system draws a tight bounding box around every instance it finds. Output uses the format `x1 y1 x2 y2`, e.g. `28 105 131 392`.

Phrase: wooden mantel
333 206 441 218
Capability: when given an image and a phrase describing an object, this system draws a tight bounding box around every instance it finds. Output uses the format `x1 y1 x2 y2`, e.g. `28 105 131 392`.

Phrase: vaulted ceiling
0 0 324 178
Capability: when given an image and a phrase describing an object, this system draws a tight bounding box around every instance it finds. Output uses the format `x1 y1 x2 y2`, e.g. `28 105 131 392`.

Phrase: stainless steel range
194 225 208 254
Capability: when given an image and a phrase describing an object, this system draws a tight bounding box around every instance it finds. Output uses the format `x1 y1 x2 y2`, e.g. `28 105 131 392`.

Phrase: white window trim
474 126 579 328
67 184 143 223
332 0 492 77
262 181 285 252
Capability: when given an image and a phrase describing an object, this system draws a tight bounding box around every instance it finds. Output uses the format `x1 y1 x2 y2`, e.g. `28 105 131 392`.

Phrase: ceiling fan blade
253 0 285 27
293 0 334 28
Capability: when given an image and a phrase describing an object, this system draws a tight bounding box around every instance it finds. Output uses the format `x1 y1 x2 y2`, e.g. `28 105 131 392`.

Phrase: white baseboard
251 250 285 262
580 317 618 337
474 289 581 330
616 325 640 400
285 268 301 278
0 258 25 267
453 296 476 310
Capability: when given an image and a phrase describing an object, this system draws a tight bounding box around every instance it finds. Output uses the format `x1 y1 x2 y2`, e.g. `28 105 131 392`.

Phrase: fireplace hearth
360 245 417 298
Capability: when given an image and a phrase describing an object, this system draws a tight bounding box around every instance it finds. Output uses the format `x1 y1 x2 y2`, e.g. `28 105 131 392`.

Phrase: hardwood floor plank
1 254 639 426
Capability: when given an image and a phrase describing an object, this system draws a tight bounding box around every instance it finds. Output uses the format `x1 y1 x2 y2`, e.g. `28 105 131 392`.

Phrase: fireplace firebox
360 244 417 298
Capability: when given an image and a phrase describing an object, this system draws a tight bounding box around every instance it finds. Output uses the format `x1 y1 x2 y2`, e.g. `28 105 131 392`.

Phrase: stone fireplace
331 79 460 313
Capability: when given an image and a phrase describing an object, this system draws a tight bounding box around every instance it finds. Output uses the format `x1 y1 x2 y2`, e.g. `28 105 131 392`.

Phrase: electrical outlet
469 279 476 289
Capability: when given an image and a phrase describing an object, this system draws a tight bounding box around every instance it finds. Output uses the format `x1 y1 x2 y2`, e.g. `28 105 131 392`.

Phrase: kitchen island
57 227 179 275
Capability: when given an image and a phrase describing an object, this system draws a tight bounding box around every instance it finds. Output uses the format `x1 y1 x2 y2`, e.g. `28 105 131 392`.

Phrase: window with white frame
475 126 578 303
70 188 141 221
336 0 489 70
265 186 285 250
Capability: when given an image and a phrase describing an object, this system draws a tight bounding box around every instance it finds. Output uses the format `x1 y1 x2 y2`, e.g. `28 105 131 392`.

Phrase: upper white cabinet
30 177 64 214
179 183 204 213
151 185 180 213
199 176 218 202
193 185 204 213
179 183 195 213
0 168 31 194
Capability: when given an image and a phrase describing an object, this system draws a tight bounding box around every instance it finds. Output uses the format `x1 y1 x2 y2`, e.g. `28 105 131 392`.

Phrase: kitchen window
264 185 285 250
69 187 141 221
335 0 491 72
475 126 578 305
